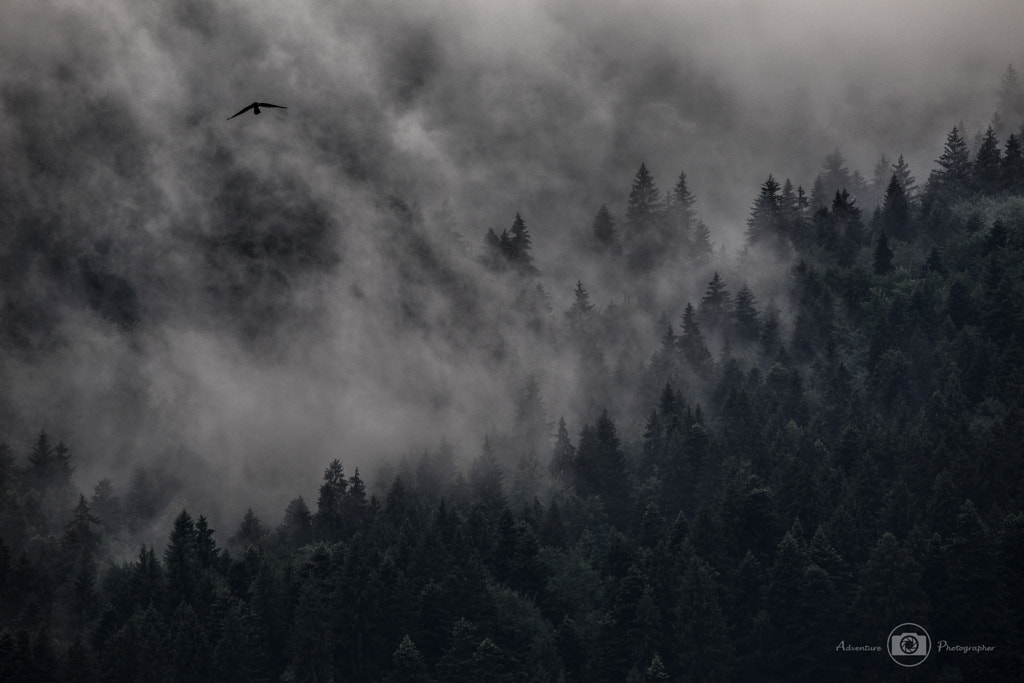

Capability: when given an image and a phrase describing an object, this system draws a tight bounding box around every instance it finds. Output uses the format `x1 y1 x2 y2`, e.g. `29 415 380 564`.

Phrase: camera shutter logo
888 623 931 667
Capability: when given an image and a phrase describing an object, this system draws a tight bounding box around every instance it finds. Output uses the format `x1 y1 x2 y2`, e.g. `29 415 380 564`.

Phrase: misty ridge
2 0 1024 679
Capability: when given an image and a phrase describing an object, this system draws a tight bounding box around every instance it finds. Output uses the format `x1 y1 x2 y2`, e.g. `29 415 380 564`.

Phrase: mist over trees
3 0 1024 676
4 92 1024 677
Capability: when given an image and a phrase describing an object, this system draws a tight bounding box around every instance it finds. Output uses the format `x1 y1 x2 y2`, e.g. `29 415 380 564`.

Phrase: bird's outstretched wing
227 103 257 120
257 103 287 110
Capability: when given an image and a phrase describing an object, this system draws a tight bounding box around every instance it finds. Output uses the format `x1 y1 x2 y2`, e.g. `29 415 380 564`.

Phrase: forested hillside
2 113 1024 680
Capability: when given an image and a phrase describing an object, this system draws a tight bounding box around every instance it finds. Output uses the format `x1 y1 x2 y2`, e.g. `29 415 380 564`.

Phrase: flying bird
227 102 287 120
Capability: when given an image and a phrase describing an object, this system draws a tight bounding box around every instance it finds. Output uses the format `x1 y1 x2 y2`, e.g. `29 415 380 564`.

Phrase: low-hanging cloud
1 0 1021 526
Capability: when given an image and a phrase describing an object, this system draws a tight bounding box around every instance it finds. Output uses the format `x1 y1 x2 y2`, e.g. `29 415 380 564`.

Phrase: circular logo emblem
888 623 931 667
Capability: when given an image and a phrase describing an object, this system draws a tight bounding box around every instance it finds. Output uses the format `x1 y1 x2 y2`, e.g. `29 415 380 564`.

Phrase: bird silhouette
227 102 287 120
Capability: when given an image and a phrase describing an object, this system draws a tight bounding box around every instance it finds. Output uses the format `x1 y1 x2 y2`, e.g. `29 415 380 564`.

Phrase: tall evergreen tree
573 411 629 520
565 280 595 336
626 164 662 235
591 205 620 255
880 173 912 242
514 375 549 443
692 220 714 262
745 175 784 247
759 305 782 359
779 178 809 247
699 272 732 334
1001 134 1024 194
164 510 198 610
63 495 101 563
678 303 712 369
732 282 761 344
926 126 973 204
279 497 314 550
27 432 73 496
873 232 894 275
891 153 918 202
809 175 829 213
625 163 663 270
668 170 697 253
507 213 536 273
820 149 854 201
974 127 1003 194
549 417 576 484
819 190 864 266
315 460 348 542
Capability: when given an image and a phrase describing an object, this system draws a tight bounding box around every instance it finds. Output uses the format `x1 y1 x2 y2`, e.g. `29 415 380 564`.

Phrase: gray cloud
1 0 1021 526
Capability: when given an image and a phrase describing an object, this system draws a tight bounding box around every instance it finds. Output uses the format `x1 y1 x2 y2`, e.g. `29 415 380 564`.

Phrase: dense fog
1 0 1022 525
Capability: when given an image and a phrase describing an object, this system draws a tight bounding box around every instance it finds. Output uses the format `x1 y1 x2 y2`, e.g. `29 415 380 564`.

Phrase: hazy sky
1 0 1021 525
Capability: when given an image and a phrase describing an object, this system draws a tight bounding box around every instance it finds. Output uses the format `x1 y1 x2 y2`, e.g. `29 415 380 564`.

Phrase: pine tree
27 432 73 496
809 175 828 213
315 459 347 542
344 468 367 533
388 635 433 683
644 653 670 681
514 375 549 445
854 532 929 631
891 153 918 202
779 178 808 245
677 555 732 682
170 602 211 683
1001 134 1024 193
699 272 732 333
565 280 594 336
668 170 697 252
591 204 620 255
873 231 894 275
974 127 1003 194
291 577 335 683
761 305 782 358
507 213 536 273
194 515 218 571
926 126 973 204
27 432 55 487
745 175 784 247
626 164 662 235
230 509 265 549
436 618 477 680
573 410 629 521
63 495 101 563
732 282 760 343
164 510 198 610
279 496 314 549
692 220 713 262
549 417 576 483
625 163 663 270
679 303 711 368
880 173 912 241
821 149 854 199
821 190 864 267
131 544 164 610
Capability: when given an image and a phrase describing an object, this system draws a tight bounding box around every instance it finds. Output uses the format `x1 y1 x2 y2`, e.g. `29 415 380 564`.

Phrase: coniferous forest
4 3 1024 681
4 114 1024 679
